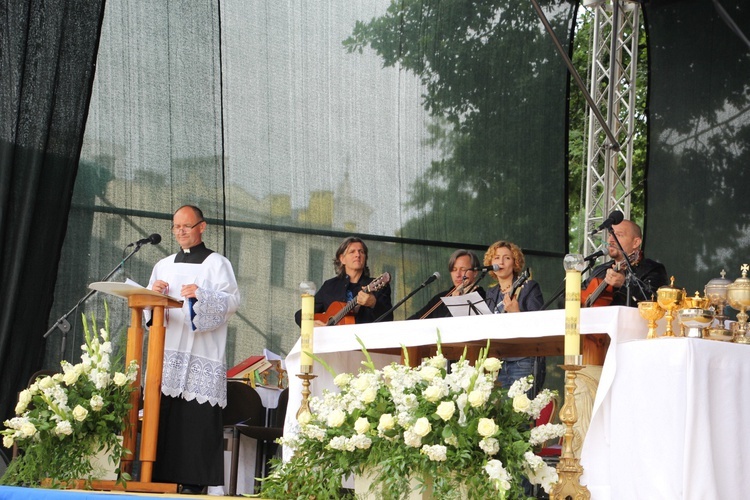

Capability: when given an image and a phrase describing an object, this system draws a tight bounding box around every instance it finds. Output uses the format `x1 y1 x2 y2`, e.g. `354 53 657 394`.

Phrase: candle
300 293 314 369
563 254 584 359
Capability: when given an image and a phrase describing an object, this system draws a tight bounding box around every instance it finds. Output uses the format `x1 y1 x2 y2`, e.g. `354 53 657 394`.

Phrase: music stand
442 291 493 317
89 282 182 493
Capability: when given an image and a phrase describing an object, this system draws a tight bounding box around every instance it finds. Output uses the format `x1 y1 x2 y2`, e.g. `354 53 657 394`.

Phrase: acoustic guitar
314 272 391 326
499 268 530 313
581 251 639 308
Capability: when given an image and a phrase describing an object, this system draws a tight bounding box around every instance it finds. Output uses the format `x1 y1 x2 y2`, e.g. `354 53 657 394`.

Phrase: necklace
500 282 512 293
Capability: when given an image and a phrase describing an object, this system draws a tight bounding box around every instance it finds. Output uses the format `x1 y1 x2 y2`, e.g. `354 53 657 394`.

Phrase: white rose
435 401 455 421
354 417 370 435
477 417 499 437
90 395 104 411
20 422 37 438
72 405 89 422
18 390 32 406
326 409 346 428
428 354 446 369
483 357 502 372
378 413 395 431
15 399 29 415
297 410 312 425
419 366 440 382
333 373 352 388
357 385 375 403
2 435 13 448
353 375 371 392
38 376 55 390
412 417 431 437
423 385 442 403
113 372 128 386
467 389 487 407
513 394 532 413
63 370 80 386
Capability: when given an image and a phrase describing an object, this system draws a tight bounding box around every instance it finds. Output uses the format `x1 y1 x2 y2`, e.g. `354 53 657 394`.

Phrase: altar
283 306 644 461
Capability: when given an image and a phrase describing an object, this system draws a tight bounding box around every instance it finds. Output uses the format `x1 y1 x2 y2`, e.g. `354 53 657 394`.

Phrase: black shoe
180 484 205 495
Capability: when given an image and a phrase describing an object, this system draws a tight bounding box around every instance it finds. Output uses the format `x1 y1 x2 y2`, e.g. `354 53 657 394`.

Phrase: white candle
300 293 314 368
563 254 584 359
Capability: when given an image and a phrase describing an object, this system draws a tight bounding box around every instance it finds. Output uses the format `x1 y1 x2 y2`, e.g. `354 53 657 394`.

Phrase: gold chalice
657 276 685 337
727 264 750 344
638 301 665 339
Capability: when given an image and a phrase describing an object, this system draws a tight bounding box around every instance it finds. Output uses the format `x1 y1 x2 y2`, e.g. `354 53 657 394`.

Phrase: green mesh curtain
644 0 750 295
44 0 574 370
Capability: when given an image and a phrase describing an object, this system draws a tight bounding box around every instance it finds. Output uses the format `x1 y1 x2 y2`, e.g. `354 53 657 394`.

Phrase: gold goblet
727 264 750 344
638 301 665 339
657 276 685 337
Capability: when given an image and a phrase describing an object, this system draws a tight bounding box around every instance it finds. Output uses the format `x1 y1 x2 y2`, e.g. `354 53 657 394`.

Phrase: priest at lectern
148 205 241 494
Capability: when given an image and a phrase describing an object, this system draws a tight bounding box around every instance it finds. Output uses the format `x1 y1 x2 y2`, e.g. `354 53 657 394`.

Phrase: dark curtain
643 1 750 294
0 0 105 426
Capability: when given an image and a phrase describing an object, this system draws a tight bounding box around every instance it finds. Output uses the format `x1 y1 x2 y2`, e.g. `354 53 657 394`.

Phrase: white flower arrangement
261 338 563 499
1 304 138 487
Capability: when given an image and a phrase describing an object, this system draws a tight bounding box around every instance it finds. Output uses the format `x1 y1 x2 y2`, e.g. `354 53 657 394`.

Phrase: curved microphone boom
590 210 624 236
128 233 162 248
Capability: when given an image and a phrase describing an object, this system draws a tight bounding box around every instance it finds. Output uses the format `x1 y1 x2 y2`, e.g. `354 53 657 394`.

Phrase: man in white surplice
148 205 240 494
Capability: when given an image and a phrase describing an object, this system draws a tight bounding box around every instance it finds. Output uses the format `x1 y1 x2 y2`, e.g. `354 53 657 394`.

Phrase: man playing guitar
584 219 668 307
294 236 393 326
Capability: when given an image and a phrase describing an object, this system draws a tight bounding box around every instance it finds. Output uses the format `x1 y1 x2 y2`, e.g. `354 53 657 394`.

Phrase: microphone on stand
374 271 441 323
421 272 441 287
583 249 605 263
590 210 624 235
470 264 500 272
127 233 162 248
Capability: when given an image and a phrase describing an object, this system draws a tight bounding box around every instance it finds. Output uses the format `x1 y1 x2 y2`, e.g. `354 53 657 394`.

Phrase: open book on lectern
89 279 183 304
441 291 493 317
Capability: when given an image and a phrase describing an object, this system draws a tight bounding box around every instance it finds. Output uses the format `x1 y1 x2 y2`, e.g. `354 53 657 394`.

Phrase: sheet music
441 291 493 317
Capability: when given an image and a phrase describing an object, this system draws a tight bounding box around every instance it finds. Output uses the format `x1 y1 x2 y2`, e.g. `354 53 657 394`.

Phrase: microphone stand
607 229 647 306
374 275 438 323
43 243 149 362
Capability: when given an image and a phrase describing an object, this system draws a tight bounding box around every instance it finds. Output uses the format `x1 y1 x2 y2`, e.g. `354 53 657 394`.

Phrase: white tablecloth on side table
581 337 750 499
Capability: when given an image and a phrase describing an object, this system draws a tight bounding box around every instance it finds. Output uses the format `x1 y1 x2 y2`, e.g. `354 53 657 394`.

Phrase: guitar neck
328 298 359 325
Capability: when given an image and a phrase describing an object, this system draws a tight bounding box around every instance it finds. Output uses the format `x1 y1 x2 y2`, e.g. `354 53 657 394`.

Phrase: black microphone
583 249 605 262
128 233 162 248
590 210 624 235
421 272 441 286
471 264 500 272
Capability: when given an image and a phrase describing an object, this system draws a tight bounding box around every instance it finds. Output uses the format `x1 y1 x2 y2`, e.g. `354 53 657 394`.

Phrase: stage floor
0 486 215 500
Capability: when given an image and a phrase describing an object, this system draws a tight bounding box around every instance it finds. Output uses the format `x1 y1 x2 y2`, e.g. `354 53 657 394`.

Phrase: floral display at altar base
1 304 138 488
261 338 564 499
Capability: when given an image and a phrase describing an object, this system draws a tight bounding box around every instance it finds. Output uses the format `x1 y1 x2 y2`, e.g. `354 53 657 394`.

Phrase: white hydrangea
420 444 447 461
90 395 104 412
479 437 499 456
403 429 422 448
485 459 511 492
54 420 73 436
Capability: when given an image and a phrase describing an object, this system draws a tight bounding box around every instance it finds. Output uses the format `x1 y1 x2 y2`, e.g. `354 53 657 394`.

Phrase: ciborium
677 308 714 338
705 270 732 340
727 264 750 344
657 277 684 337
638 301 665 339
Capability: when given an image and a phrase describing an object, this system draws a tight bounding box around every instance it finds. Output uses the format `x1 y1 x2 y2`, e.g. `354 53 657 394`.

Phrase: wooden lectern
89 282 182 493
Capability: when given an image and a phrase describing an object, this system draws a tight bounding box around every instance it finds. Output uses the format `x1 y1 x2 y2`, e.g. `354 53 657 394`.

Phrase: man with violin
408 249 486 320
294 236 393 326
583 219 668 307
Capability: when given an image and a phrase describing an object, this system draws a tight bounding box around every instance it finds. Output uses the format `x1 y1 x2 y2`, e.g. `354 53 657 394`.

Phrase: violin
580 251 639 308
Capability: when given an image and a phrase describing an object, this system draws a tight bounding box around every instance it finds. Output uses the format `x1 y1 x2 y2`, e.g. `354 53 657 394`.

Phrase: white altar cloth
283 306 643 461
581 337 750 499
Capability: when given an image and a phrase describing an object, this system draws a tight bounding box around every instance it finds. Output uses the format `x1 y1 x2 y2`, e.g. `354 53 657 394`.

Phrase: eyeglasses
171 220 204 233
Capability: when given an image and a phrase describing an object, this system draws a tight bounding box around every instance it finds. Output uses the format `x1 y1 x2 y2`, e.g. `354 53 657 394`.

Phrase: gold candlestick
296 370 317 419
550 364 590 500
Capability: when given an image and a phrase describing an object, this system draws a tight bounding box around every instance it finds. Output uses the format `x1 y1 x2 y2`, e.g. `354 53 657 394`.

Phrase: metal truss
583 1 641 256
